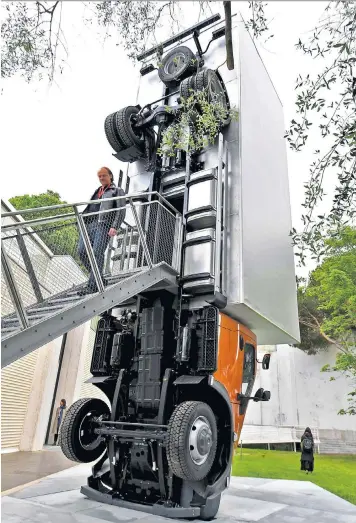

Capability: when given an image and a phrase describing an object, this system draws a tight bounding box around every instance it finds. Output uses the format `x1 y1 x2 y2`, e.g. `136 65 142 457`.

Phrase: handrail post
1 241 29 329
74 206 105 293
129 200 153 269
15 230 43 303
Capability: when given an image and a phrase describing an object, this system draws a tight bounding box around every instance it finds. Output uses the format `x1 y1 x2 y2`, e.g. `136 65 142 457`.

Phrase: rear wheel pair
104 106 144 154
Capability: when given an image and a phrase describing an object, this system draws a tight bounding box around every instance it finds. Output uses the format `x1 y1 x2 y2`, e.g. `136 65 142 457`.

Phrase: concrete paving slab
2 465 356 523
1 448 76 492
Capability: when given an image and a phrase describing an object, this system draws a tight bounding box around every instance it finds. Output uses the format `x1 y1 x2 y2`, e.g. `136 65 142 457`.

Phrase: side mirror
252 388 271 402
262 353 271 370
253 388 264 402
262 390 271 401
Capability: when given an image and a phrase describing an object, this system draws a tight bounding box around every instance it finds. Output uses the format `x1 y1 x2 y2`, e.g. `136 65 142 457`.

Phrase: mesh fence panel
1 198 181 329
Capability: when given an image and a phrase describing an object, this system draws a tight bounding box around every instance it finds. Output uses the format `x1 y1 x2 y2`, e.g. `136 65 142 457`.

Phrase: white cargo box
123 16 300 345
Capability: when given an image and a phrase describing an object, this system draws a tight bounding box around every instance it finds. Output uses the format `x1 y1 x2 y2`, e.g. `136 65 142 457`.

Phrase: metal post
172 214 183 272
119 227 129 271
74 207 105 293
16 230 43 303
126 227 133 271
130 201 153 269
214 133 224 294
221 142 229 297
1 241 29 329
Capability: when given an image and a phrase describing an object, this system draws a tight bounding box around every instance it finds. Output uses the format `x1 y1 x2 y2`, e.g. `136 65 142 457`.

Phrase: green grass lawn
232 448 356 505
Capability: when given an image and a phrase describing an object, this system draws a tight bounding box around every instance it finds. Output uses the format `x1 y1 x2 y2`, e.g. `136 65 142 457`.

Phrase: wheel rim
189 416 213 466
164 52 187 76
78 410 102 451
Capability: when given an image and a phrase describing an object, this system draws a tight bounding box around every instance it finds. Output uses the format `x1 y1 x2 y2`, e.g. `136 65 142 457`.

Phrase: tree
297 226 356 415
9 190 80 263
1 1 207 82
285 1 356 264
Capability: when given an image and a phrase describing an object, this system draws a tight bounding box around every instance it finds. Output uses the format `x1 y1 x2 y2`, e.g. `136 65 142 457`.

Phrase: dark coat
83 184 126 230
301 432 314 471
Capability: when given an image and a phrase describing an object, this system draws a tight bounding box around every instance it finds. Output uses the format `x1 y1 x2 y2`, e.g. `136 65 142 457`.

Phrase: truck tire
194 69 230 127
105 113 124 153
159 46 196 86
59 398 110 463
200 494 221 521
179 74 196 100
114 106 144 149
166 401 217 481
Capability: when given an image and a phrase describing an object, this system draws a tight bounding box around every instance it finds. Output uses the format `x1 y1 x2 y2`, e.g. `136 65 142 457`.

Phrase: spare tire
105 113 124 153
114 106 144 149
59 397 110 463
159 46 196 86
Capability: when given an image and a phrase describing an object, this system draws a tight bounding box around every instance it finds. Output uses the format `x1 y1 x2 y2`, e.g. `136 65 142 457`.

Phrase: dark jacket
301 432 314 462
83 183 126 229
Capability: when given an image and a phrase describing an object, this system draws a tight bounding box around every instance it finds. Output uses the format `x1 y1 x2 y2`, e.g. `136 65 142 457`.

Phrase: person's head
60 399 66 408
305 427 312 435
97 167 113 187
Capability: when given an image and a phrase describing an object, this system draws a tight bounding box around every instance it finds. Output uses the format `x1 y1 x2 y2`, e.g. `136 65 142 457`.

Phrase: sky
1 1 330 265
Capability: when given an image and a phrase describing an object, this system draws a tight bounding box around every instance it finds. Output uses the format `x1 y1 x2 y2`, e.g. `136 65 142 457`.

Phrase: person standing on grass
52 399 67 445
301 427 314 473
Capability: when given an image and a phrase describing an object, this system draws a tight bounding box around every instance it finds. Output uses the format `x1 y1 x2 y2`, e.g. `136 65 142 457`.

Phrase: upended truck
59 14 300 520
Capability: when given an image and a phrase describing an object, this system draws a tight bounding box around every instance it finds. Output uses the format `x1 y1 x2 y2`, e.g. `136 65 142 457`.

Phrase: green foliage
232 449 356 505
286 1 356 263
297 226 356 415
158 89 238 158
9 190 80 263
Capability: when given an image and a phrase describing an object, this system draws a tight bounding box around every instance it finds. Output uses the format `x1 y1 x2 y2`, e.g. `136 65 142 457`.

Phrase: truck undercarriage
60 300 234 519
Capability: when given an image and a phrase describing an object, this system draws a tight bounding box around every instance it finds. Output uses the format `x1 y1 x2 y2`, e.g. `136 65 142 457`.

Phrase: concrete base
2 464 356 523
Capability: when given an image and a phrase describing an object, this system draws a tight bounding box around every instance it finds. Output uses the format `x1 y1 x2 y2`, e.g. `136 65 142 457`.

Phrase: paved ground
1 446 76 492
2 462 356 523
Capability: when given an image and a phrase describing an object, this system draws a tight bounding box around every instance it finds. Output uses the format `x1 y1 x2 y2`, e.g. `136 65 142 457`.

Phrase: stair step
28 304 64 314
2 326 20 335
49 295 84 305
3 313 48 325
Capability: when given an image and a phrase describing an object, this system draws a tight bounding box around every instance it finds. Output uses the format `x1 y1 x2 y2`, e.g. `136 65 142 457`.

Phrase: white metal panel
126 16 299 345
1 350 39 449
232 22 299 344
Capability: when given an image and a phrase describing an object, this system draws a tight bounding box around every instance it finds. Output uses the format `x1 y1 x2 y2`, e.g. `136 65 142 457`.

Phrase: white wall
245 344 355 431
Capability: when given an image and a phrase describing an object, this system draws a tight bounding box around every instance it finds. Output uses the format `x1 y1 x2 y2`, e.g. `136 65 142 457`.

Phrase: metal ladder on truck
1 193 182 368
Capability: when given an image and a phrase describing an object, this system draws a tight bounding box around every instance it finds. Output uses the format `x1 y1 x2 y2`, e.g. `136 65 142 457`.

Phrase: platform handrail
1 191 180 220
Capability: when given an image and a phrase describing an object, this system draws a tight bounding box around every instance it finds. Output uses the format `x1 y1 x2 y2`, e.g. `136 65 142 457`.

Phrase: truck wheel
200 494 221 521
179 74 196 100
195 69 230 127
59 398 110 463
105 113 124 153
114 106 144 149
158 46 196 86
166 401 217 481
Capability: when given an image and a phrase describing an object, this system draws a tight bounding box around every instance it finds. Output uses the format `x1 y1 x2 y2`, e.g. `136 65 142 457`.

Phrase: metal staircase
1 193 182 368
